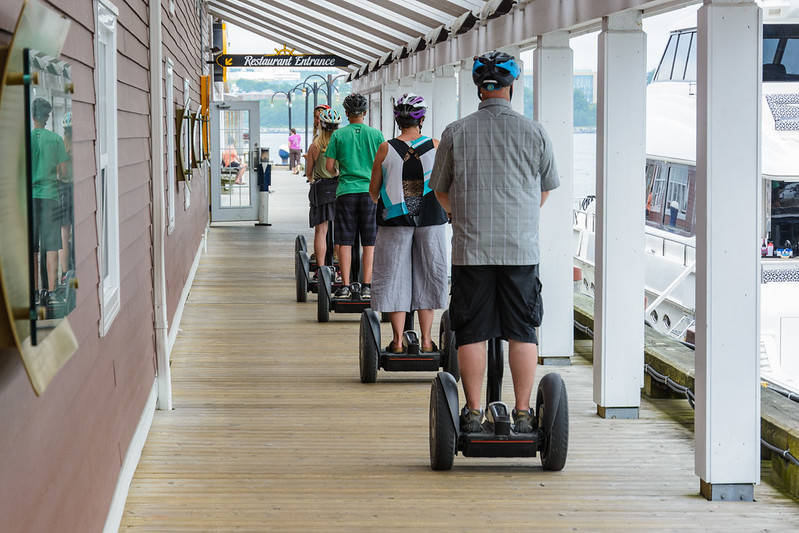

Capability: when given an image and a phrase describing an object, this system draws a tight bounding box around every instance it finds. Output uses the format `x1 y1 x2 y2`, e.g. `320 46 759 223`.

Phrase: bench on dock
221 167 240 191
573 291 799 498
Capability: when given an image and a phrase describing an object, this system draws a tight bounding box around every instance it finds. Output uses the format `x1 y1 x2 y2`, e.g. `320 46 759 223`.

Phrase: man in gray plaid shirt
430 50 560 434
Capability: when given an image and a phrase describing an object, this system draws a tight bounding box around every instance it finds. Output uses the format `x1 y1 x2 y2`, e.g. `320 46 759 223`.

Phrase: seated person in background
222 138 245 184
369 94 448 353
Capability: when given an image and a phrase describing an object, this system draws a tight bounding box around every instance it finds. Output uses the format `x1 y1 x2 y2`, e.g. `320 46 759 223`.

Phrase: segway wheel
537 374 569 471
295 251 308 303
439 310 460 381
317 267 331 323
359 311 379 383
295 235 307 254
429 378 456 470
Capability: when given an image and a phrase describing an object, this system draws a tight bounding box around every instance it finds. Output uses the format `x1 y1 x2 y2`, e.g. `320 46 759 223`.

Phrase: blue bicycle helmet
472 51 520 90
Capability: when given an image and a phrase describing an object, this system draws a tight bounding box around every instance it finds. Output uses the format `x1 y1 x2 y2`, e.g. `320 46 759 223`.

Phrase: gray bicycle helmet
343 93 368 114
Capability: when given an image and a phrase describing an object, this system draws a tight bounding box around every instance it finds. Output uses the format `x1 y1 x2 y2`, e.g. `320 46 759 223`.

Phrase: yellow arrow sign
225 57 233 66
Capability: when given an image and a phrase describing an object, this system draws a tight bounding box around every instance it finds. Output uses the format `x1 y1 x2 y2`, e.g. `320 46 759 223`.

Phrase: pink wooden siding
0 0 210 530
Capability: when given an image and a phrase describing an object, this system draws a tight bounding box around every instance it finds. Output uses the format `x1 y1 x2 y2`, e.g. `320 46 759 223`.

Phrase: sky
223 4 700 78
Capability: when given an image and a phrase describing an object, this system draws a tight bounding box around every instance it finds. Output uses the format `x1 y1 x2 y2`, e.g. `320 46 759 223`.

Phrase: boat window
763 24 799 80
647 161 667 222
672 32 693 80
684 32 697 82
770 181 799 252
654 34 678 82
664 165 695 235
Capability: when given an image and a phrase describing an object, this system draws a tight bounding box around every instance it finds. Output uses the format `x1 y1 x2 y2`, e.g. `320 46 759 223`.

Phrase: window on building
97 0 120 335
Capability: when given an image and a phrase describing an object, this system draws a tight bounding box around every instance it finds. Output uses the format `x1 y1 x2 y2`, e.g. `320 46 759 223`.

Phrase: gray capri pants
370 224 449 313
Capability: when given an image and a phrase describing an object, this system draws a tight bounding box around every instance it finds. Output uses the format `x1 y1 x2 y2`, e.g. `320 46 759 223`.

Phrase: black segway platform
429 339 569 470
294 235 342 302
358 308 459 383
316 267 371 322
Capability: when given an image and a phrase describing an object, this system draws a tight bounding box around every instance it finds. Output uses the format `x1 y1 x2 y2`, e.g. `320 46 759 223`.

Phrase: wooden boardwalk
120 168 799 531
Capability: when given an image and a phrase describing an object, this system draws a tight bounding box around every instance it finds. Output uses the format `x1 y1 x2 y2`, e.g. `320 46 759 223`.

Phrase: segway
429 339 569 471
359 309 459 383
294 234 340 303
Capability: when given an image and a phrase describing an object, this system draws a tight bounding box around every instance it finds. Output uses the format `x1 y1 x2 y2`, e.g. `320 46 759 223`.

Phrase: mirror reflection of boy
30 97 68 305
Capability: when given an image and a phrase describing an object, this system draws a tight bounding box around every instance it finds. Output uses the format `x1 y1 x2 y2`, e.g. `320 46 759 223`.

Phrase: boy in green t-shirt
325 93 384 298
30 97 68 305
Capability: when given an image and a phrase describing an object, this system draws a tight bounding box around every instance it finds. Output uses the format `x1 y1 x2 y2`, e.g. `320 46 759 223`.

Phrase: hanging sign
215 54 350 68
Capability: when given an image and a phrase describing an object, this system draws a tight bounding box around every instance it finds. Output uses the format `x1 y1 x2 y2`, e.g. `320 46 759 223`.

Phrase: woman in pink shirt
288 128 302 174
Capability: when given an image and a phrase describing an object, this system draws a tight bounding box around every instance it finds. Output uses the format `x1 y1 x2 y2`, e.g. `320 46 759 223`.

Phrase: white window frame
96 0 121 336
165 59 176 233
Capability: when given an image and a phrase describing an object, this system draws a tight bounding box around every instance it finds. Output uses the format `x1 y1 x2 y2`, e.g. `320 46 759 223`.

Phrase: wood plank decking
120 168 799 531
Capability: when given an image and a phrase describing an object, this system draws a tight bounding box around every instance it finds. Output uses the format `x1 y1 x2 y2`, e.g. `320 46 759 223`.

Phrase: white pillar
499 44 524 116
412 70 434 127
459 58 480 118
534 31 574 366
381 81 401 139
432 65 458 138
695 0 761 501
593 12 647 419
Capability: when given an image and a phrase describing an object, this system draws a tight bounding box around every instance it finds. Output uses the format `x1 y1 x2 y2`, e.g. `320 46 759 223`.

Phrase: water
262 130 597 190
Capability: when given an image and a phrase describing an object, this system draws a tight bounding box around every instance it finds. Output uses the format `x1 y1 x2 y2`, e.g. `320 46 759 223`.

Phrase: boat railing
646 230 696 268
573 196 596 233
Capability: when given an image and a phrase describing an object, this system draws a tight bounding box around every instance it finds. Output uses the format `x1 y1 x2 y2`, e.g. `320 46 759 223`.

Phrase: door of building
210 101 260 221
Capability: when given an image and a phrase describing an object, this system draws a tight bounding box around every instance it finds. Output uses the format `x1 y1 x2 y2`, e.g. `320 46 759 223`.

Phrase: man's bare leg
338 244 352 285
508 339 538 412
361 245 374 284
458 341 487 411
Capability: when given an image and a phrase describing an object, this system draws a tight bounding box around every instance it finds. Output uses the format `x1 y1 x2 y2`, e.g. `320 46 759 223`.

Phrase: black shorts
59 181 73 226
449 264 543 347
334 192 377 246
32 198 62 253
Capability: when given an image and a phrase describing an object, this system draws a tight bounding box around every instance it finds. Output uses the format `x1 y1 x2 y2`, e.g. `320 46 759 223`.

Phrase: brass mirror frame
0 0 77 395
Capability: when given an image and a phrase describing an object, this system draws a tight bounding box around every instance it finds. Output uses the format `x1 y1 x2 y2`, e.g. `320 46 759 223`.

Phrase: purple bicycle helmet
394 93 427 129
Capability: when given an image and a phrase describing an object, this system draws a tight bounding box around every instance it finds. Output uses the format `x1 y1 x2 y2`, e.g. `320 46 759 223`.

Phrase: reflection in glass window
655 35 678 82
672 32 693 80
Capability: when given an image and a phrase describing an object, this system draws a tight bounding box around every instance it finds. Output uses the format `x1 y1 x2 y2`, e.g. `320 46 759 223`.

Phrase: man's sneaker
360 283 371 299
512 408 535 433
460 406 483 433
334 285 350 298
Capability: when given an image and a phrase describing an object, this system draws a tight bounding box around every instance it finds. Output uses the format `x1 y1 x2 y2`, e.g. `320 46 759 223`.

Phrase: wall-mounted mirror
24 48 76 345
0 0 78 395
191 107 203 168
176 104 192 180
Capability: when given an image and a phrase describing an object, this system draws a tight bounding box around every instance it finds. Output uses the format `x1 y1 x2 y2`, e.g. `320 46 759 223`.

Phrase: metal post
304 90 309 151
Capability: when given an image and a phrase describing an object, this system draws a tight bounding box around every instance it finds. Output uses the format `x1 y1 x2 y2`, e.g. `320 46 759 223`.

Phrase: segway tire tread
429 378 456 470
538 378 569 471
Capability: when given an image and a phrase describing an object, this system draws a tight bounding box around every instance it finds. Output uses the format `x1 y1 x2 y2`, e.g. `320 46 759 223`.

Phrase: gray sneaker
334 285 350 298
460 406 483 433
360 283 371 299
512 408 534 433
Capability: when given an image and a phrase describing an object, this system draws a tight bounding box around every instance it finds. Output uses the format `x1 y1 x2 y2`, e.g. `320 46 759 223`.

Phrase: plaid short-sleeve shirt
429 98 560 266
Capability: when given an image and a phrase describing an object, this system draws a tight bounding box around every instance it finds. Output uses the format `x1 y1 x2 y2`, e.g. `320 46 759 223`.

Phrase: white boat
573 2 799 394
